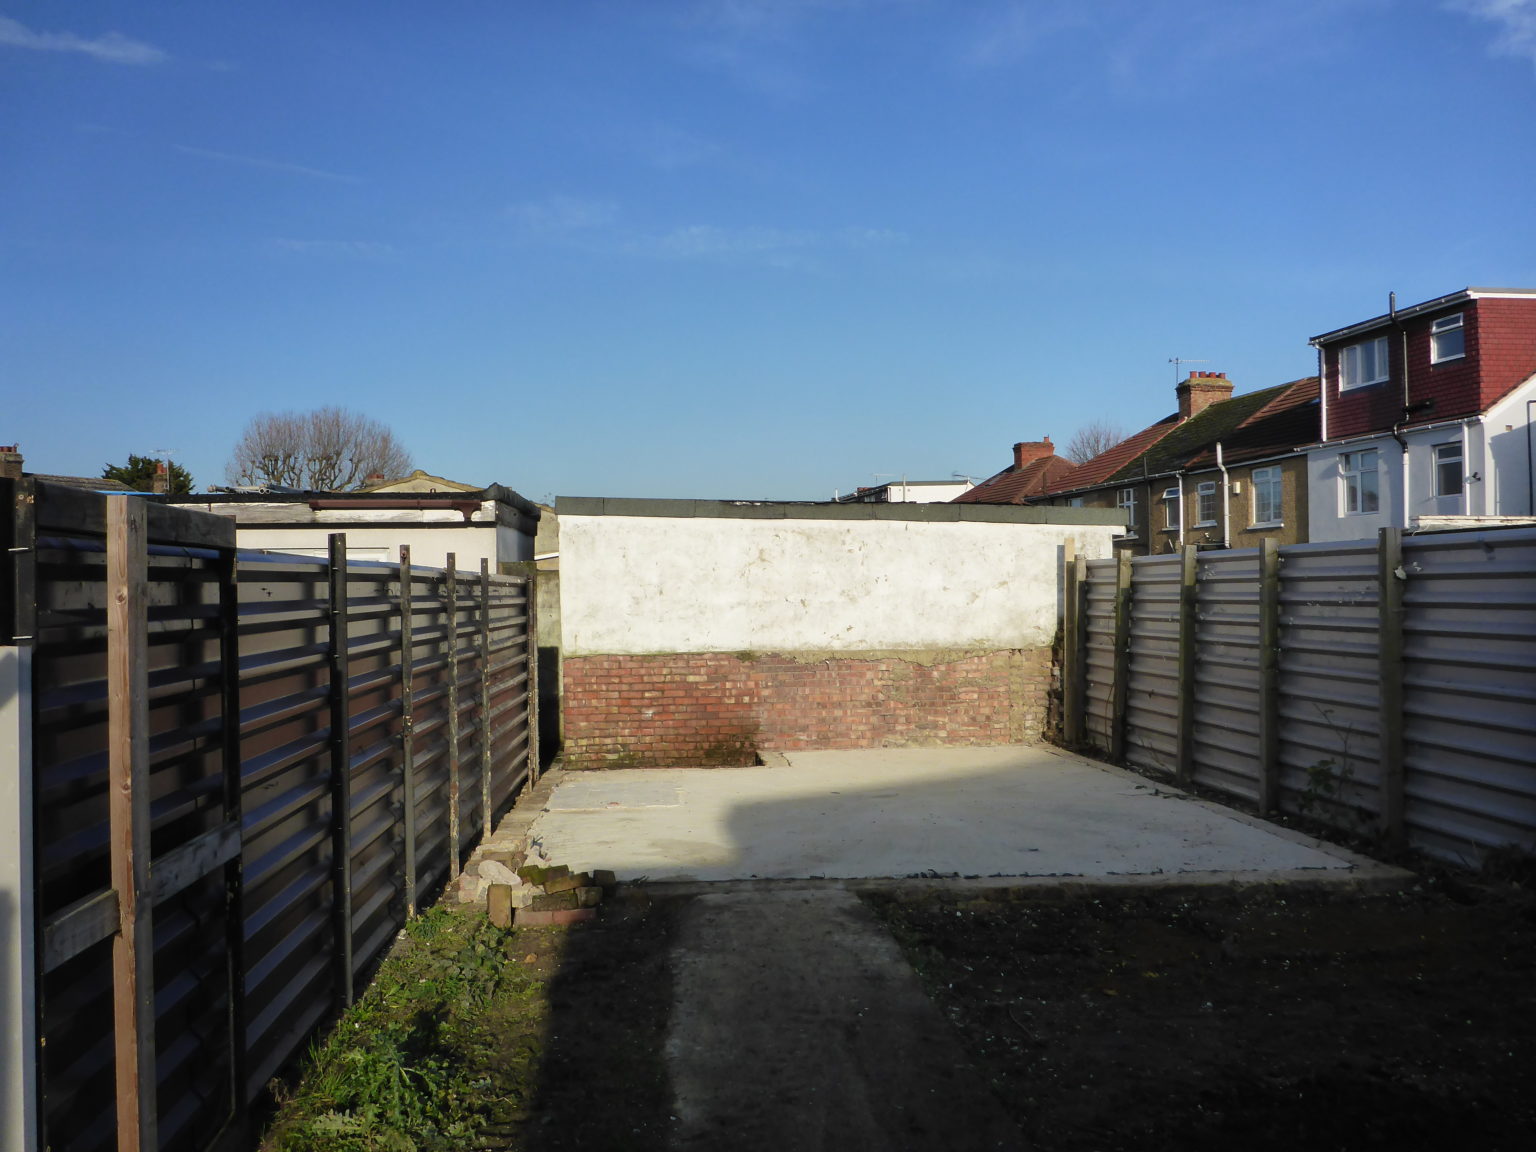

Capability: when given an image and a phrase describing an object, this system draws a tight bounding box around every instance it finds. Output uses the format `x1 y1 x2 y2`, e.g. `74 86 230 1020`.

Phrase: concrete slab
527 744 1382 883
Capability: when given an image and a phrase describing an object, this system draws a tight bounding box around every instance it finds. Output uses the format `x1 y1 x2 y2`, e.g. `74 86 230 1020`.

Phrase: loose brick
515 907 597 927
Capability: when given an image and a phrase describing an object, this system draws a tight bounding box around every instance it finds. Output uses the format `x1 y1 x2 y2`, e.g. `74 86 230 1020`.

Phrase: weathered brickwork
562 648 1052 768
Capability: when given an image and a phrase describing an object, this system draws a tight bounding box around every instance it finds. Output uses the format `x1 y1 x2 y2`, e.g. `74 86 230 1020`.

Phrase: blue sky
3 1 1534 502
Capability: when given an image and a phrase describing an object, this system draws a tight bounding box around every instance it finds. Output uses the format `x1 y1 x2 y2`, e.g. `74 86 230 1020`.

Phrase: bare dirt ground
864 876 1536 1151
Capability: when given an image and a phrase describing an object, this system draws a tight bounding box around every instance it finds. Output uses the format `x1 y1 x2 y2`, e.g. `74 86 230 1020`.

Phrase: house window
1163 486 1181 531
1251 466 1283 526
1116 487 1138 537
1194 481 1218 526
1434 442 1464 497
1341 336 1390 390
1340 449 1380 514
1431 313 1465 363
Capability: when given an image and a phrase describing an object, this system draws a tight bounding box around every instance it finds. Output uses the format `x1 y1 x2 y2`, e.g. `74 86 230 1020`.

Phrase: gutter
307 497 484 521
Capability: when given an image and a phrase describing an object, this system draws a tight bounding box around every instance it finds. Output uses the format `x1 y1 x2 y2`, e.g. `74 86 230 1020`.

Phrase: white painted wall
1485 376 1536 516
560 514 1117 656
0 646 38 1152
233 524 524 570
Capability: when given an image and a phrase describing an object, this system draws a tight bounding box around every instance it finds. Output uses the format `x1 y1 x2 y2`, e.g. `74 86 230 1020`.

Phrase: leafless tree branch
226 407 413 490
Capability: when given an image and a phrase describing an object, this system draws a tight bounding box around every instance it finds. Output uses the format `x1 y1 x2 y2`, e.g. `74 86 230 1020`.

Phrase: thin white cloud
173 145 355 183
271 239 395 259
632 222 907 269
0 14 166 65
1452 0 1536 66
507 196 620 238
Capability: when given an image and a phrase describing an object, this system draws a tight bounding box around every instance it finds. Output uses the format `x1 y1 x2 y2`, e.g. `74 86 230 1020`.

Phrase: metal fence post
1109 550 1133 762
107 497 156 1152
1175 545 1198 785
445 554 461 879
479 559 493 837
1 477 40 1152
1378 527 1407 847
326 534 354 1005
398 545 417 919
1257 538 1282 815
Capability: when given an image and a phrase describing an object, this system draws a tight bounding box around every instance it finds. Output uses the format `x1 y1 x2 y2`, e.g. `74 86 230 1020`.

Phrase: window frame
1162 486 1181 531
1431 313 1465 364
1433 441 1464 498
1340 336 1390 391
1250 465 1283 527
1340 448 1380 515
1116 486 1138 539
1193 480 1218 527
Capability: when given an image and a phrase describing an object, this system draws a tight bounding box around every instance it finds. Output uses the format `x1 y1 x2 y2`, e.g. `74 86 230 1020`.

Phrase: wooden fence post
526 571 539 787
216 536 248 1127
1378 527 1407 847
1257 537 1282 815
326 534 354 1006
445 554 461 879
1175 545 1198 785
479 559 493 838
398 545 417 919
107 497 156 1152
1109 550 1133 763
1061 542 1091 748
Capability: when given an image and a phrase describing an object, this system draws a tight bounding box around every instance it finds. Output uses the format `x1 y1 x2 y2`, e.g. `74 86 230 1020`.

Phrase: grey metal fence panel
1399 529 1536 862
1082 558 1118 753
1071 526 1536 866
1124 554 1181 776
1190 549 1263 801
1274 540 1382 827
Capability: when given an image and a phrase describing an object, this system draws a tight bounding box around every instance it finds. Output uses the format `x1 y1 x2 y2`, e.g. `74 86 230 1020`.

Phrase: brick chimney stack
1176 371 1234 420
152 460 170 494
1012 437 1055 470
0 444 22 481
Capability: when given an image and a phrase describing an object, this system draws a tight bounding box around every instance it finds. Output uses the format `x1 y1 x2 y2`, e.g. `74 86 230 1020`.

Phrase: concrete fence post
1175 545 1198 785
0 644 38 1152
1109 550 1133 762
1378 527 1407 847
1256 538 1282 815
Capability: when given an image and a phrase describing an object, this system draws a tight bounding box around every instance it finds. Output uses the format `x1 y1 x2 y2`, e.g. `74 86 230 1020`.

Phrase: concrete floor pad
530 744 1384 884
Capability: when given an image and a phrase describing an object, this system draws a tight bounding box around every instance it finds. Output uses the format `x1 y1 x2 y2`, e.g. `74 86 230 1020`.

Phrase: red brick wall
562 649 1051 768
1324 297 1536 440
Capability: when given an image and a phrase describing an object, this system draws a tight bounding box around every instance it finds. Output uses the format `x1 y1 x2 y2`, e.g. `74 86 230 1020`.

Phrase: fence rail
3 479 536 1152
1062 527 1536 866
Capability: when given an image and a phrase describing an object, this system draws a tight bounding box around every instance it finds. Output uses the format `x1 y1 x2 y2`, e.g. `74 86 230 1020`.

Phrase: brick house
1017 373 1320 554
951 437 1078 505
1305 287 1536 540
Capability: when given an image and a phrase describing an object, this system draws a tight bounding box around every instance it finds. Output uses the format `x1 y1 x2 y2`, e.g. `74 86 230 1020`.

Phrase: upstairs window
1340 336 1389 390
1162 486 1181 531
1251 466 1283 526
1194 481 1218 526
1340 449 1380 514
1434 442 1464 497
1431 313 1465 363
1116 487 1138 538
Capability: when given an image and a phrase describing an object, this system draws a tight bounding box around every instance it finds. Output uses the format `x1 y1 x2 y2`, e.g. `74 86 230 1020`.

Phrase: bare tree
227 407 413 490
1064 417 1128 464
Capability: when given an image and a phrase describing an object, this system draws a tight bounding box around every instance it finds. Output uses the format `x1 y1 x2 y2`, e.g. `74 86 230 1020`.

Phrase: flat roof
555 496 1126 526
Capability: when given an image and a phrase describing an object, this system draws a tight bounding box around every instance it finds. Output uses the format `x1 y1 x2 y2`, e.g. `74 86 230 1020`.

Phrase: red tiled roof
953 455 1078 504
1039 415 1182 496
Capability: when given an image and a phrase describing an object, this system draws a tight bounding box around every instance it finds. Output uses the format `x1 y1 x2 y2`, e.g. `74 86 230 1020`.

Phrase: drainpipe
1462 421 1475 515
1176 473 1186 547
1390 292 1412 526
1216 442 1231 549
